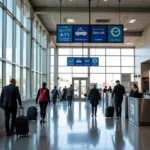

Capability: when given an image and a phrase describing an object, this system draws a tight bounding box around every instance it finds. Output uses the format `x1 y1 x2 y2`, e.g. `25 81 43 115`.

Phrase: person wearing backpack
36 82 50 123
51 86 59 106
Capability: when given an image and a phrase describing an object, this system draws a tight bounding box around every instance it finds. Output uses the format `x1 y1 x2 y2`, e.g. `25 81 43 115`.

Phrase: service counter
122 95 129 119
128 97 150 126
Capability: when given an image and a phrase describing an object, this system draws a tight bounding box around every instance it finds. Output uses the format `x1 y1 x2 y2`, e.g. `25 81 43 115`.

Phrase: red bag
39 89 48 102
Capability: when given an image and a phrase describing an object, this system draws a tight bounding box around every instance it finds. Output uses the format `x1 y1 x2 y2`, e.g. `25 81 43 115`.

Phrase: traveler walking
108 86 113 93
51 86 59 105
112 80 125 119
67 85 74 107
62 86 67 100
0 79 22 136
89 85 100 117
103 86 108 93
36 82 50 123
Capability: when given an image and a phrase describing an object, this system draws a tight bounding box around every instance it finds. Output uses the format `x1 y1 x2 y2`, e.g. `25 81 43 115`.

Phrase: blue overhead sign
91 25 107 42
75 58 83 66
73 25 89 42
91 58 99 66
108 25 124 43
57 25 73 43
67 57 75 66
84 58 91 66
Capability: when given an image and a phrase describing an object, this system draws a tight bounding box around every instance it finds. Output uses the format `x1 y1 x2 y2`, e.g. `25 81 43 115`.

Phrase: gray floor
0 101 150 150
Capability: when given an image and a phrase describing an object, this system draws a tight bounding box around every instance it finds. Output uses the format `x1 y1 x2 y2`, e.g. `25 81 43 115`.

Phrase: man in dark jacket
89 85 100 117
51 86 59 106
112 80 125 119
0 79 22 136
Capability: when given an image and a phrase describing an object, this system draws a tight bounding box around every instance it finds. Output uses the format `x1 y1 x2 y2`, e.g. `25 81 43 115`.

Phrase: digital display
108 25 124 43
73 25 89 42
91 25 107 42
57 25 73 43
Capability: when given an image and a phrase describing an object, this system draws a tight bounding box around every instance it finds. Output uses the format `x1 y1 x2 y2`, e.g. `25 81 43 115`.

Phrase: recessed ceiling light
104 0 107 1
66 19 75 23
129 19 136 23
70 0 72 1
126 43 134 45
124 28 128 31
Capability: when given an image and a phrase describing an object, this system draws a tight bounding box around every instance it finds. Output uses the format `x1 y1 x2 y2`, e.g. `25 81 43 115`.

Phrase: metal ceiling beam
34 7 150 14
50 31 142 37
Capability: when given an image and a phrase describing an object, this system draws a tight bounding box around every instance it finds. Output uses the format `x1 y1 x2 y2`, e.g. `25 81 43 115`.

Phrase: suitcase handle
19 107 24 116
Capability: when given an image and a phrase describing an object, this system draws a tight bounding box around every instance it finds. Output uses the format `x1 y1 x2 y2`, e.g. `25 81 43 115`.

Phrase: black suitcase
27 106 37 120
105 106 114 118
16 107 29 136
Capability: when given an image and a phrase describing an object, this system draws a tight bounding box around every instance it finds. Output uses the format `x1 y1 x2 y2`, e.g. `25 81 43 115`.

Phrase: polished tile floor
0 101 150 150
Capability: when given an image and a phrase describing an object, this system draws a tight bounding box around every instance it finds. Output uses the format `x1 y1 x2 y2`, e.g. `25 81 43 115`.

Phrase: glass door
72 78 88 100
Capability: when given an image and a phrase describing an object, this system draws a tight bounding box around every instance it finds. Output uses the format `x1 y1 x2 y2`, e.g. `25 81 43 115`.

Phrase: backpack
39 88 48 102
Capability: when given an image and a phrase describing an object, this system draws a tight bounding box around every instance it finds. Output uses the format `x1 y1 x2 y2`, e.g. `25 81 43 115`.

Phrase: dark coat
0 84 22 108
89 88 100 106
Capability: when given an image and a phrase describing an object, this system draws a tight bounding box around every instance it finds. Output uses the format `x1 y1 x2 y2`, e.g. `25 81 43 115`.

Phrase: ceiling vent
95 19 111 23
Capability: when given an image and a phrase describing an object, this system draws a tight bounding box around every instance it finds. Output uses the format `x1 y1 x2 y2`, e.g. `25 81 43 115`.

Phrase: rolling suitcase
105 106 114 118
27 106 37 120
16 107 29 136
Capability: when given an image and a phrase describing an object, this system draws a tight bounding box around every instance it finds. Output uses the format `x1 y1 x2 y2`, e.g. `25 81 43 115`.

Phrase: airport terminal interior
0 0 150 150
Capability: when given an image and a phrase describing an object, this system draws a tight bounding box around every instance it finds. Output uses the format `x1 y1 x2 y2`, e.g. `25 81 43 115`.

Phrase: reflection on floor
0 101 150 150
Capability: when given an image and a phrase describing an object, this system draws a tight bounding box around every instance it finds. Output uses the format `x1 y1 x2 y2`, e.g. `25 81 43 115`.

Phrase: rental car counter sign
73 25 89 42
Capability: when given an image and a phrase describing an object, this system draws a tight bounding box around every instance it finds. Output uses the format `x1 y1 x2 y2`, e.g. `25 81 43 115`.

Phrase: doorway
72 78 88 100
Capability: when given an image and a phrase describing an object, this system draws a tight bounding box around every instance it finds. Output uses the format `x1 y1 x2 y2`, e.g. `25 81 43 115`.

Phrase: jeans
92 105 97 115
53 97 57 105
68 96 73 105
4 107 17 133
115 97 123 117
39 101 48 119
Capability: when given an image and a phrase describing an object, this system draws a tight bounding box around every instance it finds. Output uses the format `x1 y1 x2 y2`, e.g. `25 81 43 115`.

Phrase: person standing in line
0 79 22 136
67 85 74 107
58 87 62 101
62 86 67 101
108 86 113 93
112 80 125 119
89 85 100 118
36 82 50 123
51 86 59 106
103 86 108 93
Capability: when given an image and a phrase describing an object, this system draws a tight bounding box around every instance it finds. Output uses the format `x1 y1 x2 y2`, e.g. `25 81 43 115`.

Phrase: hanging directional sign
67 57 75 66
91 25 107 42
91 58 99 66
57 25 73 43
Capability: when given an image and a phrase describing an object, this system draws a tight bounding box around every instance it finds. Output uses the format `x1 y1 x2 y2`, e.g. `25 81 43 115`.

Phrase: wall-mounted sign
67 57 99 66
73 25 89 42
91 25 107 42
108 25 124 43
57 25 73 43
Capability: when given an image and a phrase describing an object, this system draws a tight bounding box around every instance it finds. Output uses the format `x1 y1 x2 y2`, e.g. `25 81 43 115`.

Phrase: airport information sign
108 25 124 43
67 57 99 66
73 25 89 42
57 25 73 43
91 25 107 42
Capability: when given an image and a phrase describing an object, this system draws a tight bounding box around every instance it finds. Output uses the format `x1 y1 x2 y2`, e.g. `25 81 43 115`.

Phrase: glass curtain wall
0 0 47 100
58 48 135 88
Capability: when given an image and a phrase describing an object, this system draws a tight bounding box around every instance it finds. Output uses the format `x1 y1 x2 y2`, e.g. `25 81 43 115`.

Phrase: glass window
23 31 27 66
0 61 2 95
73 74 88 78
106 48 120 55
106 74 121 87
33 20 36 38
121 67 134 73
73 67 88 73
6 63 12 85
0 8 2 58
51 74 54 90
51 48 54 55
51 67 54 73
59 48 72 55
38 47 41 72
121 48 134 55
58 74 72 88
90 74 105 88
51 56 54 66
90 48 105 55
121 56 134 66
16 24 20 64
6 15 13 61
33 42 36 70
58 56 68 66
16 66 20 88
59 67 72 73
7 0 13 13
90 67 105 73
16 0 21 22
73 48 88 56
97 56 105 66
23 69 26 98
106 67 120 73
33 72 36 98
106 56 120 66
23 3 28 29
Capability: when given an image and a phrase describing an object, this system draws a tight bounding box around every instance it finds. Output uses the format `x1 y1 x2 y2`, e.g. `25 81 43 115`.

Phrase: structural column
54 47 58 87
